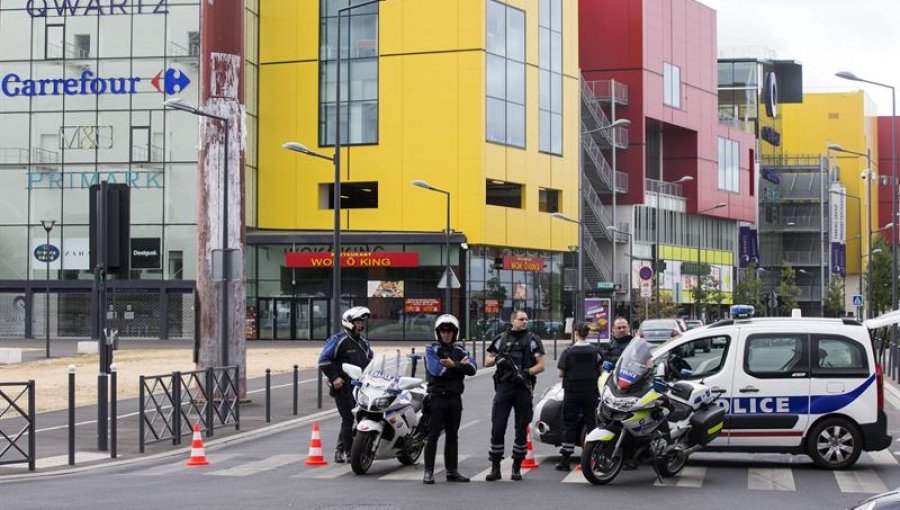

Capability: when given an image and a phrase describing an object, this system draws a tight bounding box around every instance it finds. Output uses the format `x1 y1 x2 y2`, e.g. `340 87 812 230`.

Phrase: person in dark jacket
485 309 545 481
422 314 477 484
318 306 373 463
600 316 634 366
555 322 602 471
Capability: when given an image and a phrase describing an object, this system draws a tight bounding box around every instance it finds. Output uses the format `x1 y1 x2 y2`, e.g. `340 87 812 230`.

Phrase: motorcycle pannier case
688 405 725 446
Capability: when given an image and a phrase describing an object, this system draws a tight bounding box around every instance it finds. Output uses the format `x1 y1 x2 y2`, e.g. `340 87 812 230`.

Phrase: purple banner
584 298 611 343
831 243 846 277
739 227 759 268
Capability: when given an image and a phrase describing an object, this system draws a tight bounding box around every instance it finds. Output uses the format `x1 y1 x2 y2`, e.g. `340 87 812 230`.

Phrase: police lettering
26 0 169 17
723 397 792 414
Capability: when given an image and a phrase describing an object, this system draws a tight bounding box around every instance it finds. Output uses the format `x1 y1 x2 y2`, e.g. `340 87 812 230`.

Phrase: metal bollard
481 334 487 367
293 364 299 416
139 375 145 454
265 368 271 423
68 365 76 466
317 369 323 409
553 331 558 360
110 363 117 459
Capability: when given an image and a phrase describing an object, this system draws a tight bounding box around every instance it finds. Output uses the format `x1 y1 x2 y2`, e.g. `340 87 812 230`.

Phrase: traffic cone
520 424 539 469
304 422 329 466
185 423 210 466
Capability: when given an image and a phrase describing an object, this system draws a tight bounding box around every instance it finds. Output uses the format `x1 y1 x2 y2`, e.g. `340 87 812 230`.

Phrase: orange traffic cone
304 422 329 466
185 423 210 466
520 424 538 469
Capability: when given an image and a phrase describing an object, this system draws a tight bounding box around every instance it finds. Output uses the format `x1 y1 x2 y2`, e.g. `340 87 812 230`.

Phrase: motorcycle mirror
680 368 694 378
655 363 667 378
342 363 363 380
602 361 614 372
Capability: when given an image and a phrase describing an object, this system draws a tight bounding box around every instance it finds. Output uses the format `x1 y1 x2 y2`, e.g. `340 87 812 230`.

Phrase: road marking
748 467 795 491
459 420 481 432
561 467 588 484
205 454 297 477
654 466 706 488
867 449 899 466
0 451 110 470
131 453 242 476
294 464 355 479
834 469 888 493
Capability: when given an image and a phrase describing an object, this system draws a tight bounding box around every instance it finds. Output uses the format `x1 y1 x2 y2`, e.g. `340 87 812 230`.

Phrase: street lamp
411 179 453 314
164 97 231 367
693 202 726 320
41 219 55 358
607 225 634 320
552 212 583 320
583 118 632 136
654 175 694 317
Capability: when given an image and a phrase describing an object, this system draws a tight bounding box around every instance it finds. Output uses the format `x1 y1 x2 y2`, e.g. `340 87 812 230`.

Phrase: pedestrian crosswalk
122 450 900 494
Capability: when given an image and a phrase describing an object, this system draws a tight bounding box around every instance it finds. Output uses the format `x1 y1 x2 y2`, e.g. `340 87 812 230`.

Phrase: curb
0 408 339 484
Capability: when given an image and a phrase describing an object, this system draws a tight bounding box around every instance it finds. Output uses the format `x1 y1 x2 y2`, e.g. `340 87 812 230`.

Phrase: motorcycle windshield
615 336 654 389
361 352 410 389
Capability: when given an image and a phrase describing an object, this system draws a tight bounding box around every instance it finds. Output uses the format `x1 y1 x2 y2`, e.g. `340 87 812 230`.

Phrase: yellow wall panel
259 0 319 64
381 0 484 56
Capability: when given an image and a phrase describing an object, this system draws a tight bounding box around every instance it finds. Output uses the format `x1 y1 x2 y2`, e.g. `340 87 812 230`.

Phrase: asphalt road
3 361 900 510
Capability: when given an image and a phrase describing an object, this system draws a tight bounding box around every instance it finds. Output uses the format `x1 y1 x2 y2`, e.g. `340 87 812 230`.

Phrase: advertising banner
484 299 500 314
286 251 419 268
502 256 545 272
404 298 441 313
584 298 611 343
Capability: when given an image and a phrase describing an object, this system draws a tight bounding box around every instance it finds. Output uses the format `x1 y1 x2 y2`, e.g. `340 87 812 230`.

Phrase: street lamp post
654 175 693 317
552 212 583 321
41 219 55 358
693 203 726 320
164 98 231 368
606 225 634 320
411 180 452 314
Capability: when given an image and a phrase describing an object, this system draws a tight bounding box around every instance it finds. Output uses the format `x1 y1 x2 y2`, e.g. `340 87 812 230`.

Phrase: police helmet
341 306 371 331
433 314 460 342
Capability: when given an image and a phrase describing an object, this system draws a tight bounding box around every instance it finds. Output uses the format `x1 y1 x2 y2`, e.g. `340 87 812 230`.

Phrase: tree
632 287 677 322
775 264 802 316
869 235 892 316
734 262 765 313
700 274 725 321
824 275 845 317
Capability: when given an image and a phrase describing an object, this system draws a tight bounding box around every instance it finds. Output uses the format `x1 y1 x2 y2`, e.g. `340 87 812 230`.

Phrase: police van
651 305 893 469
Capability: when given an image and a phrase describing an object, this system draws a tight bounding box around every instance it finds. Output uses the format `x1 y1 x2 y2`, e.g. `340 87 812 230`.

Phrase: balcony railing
584 79 629 106
645 178 685 198
0 147 60 166
582 231 612 282
582 178 613 239
782 250 823 266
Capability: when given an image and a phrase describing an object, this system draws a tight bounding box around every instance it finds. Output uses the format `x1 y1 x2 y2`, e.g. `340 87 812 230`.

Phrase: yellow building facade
249 0 581 340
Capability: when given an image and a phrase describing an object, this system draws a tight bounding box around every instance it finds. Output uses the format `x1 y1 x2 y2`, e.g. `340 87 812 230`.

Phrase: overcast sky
698 0 900 116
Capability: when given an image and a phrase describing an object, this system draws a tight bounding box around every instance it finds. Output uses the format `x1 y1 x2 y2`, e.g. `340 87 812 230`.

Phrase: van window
745 334 809 378
811 335 868 378
667 336 730 380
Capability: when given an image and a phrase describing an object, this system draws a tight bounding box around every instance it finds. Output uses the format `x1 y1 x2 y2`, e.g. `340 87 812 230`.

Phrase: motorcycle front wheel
655 451 687 478
581 439 623 485
350 430 378 475
398 440 424 466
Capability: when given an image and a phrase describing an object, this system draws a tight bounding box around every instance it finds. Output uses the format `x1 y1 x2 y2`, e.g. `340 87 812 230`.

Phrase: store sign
27 170 163 189
26 0 169 17
31 237 89 270
484 299 500 314
33 243 60 263
285 251 420 268
131 238 161 269
60 125 114 150
404 298 441 313
502 256 544 272
1 68 190 98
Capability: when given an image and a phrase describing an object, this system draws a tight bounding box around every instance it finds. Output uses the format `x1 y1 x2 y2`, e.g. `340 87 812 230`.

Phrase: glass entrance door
258 298 275 339
274 299 293 340
295 299 311 340
311 298 330 339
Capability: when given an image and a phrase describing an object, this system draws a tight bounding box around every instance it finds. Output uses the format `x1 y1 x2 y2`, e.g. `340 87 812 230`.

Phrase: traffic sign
437 267 461 289
851 294 864 307
639 266 653 281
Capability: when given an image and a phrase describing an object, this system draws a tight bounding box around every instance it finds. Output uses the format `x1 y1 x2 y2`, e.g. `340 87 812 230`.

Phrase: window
131 126 151 163
486 180 523 208
319 0 380 146
666 336 730 380
664 62 681 108
486 0 526 148
812 336 868 377
539 0 562 155
319 181 378 209
745 334 809 378
538 188 560 213
74 34 91 58
188 32 200 57
45 24 64 59
717 137 740 193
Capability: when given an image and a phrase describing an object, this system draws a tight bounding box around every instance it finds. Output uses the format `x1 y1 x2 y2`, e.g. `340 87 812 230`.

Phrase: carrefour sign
26 0 169 17
1 68 189 98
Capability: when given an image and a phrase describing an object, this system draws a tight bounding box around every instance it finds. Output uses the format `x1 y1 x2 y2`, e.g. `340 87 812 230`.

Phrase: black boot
555 454 571 472
485 460 502 481
511 459 523 481
334 450 345 464
423 470 435 484
446 471 470 482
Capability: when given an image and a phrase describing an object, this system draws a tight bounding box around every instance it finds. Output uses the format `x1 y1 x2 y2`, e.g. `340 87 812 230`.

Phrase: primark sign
27 170 163 189
26 0 169 17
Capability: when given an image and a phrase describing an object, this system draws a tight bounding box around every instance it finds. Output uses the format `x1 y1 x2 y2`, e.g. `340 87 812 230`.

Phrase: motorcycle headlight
602 393 639 412
370 396 395 411
357 391 370 407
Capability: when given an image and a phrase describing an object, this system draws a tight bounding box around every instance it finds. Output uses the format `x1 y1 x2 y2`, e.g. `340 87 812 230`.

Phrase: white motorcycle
342 353 428 475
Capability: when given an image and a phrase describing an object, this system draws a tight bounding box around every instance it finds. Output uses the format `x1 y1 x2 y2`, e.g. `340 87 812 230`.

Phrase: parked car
684 320 711 351
638 318 690 354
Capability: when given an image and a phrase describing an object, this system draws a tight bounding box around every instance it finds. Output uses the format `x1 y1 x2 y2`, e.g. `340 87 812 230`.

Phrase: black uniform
488 329 545 461
424 342 477 474
318 331 373 455
557 341 602 458
599 333 633 366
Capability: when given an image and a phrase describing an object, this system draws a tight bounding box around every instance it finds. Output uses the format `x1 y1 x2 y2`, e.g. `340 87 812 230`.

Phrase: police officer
555 322 601 471
318 306 373 463
600 316 634 366
485 309 545 481
422 314 477 484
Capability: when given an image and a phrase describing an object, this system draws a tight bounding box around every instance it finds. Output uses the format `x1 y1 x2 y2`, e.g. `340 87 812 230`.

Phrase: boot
446 471 470 483
511 459 523 481
555 454 571 472
485 460 502 481
334 450 345 464
423 470 435 485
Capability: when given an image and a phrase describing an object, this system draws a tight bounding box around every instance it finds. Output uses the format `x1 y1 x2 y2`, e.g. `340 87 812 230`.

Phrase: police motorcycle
342 353 428 475
581 335 725 485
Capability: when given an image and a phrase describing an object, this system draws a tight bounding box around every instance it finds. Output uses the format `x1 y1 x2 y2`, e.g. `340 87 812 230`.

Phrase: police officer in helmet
422 314 477 484
555 322 601 471
318 306 373 463
485 309 545 481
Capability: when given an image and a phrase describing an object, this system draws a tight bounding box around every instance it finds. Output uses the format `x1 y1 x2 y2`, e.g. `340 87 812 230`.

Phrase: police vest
563 343 600 393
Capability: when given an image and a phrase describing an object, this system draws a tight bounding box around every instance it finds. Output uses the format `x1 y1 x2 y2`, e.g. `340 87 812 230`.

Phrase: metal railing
582 230 612 282
582 125 615 191
615 170 629 194
782 250 822 265
645 178 686 198
760 155 825 170
139 366 240 452
0 381 35 471
582 178 613 239
0 147 60 166
584 79 629 106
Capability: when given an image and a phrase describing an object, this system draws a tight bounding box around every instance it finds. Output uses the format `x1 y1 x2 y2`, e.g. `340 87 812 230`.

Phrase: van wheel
807 417 862 469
